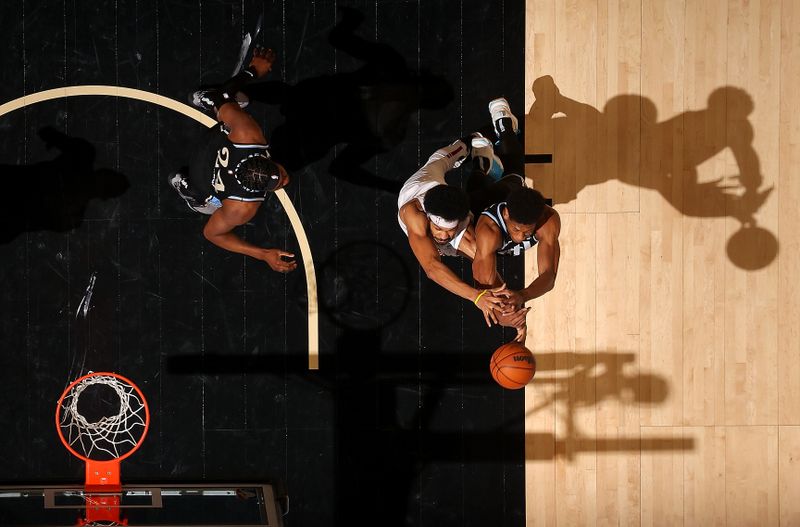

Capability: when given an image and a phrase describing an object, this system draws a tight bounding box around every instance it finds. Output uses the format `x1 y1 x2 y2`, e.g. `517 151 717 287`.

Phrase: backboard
0 484 285 527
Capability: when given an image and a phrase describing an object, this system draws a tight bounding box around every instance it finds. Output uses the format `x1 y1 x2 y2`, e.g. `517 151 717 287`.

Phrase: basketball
490 342 536 389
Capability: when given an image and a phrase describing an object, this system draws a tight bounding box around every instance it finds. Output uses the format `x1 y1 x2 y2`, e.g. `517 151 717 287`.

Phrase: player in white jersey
398 138 507 326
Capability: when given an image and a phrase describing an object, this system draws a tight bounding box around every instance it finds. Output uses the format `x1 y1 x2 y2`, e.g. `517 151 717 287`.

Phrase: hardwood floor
523 0 800 524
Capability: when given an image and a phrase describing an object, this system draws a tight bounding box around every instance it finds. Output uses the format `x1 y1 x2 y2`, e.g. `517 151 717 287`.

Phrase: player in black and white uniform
168 46 296 273
479 201 540 257
467 97 561 342
473 186 561 341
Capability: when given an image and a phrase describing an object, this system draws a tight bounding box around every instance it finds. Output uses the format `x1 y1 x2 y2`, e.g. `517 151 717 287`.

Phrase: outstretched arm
521 214 561 303
402 205 504 325
407 230 505 326
522 236 560 301
472 216 505 288
496 212 561 308
203 200 297 273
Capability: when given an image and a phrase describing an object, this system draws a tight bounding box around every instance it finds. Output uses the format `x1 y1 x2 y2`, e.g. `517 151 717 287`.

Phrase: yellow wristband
473 290 488 305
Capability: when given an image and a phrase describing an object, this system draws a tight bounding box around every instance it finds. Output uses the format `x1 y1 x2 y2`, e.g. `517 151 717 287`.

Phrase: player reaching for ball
469 98 562 343
397 137 510 326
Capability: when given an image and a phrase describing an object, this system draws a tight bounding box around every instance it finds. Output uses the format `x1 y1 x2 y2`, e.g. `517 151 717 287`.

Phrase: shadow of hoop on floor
523 350 693 461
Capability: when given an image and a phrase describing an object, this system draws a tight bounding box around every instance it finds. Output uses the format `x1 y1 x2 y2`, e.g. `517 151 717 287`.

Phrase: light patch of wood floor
523 0 800 524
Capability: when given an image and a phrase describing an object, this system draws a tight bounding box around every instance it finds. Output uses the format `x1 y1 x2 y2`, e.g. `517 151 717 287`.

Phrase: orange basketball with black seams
490 342 536 389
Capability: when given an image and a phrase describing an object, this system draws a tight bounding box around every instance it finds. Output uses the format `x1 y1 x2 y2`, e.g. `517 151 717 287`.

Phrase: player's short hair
235 154 283 192
506 188 546 225
424 184 470 223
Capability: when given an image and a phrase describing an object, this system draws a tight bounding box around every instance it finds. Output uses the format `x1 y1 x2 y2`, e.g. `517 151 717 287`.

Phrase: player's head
708 86 753 118
235 153 289 192
502 188 546 243
424 184 470 244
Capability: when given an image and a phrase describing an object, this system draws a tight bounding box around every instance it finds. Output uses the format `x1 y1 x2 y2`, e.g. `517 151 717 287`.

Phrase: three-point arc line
0 85 319 370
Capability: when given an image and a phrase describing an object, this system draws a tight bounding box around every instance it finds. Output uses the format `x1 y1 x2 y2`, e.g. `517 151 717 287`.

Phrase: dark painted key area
0 2 526 526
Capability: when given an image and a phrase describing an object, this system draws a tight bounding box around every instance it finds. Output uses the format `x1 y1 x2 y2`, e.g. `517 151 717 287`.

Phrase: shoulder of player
538 207 562 240
476 213 502 236
399 199 427 233
475 214 502 247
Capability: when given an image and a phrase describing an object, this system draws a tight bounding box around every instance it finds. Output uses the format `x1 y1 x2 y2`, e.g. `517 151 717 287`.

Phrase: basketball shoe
470 134 505 181
189 89 249 114
168 172 221 215
488 97 519 138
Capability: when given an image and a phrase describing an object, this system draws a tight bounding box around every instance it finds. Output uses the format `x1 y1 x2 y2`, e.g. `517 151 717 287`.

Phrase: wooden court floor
523 0 800 525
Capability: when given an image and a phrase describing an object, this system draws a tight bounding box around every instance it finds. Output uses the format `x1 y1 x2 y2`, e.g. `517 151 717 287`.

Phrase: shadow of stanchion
524 351 693 461
168 348 693 464
525 76 778 270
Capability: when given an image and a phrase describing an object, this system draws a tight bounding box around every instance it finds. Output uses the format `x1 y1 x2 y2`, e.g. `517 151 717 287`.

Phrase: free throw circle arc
0 86 319 369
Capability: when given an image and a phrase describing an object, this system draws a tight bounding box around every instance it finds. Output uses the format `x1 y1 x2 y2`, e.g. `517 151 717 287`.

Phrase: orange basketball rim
55 372 150 491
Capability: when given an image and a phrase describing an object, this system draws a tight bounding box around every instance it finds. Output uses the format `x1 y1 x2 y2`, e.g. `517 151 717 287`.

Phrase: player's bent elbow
544 273 557 292
472 265 494 288
474 272 495 288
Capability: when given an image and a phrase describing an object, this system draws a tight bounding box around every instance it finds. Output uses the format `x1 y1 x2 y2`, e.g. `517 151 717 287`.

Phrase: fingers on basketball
489 342 535 389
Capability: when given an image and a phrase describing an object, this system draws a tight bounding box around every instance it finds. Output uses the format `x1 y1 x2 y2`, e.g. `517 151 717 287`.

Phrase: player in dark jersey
473 186 561 321
168 46 296 273
470 98 561 341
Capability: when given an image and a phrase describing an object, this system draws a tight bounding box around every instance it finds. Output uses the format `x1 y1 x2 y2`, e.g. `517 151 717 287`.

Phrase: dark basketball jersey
210 138 272 202
481 202 538 256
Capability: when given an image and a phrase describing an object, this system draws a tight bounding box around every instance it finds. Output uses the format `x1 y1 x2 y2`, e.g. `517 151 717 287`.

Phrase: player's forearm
473 268 504 289
204 230 261 259
472 256 501 289
424 260 480 302
521 271 556 302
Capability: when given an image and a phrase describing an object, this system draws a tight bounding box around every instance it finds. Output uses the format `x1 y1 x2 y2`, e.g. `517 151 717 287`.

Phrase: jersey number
213 147 229 192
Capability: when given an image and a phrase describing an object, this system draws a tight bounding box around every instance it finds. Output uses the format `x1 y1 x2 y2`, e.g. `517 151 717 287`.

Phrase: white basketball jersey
397 140 471 252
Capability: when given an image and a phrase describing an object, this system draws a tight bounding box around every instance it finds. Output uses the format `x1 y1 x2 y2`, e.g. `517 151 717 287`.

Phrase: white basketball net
59 374 147 460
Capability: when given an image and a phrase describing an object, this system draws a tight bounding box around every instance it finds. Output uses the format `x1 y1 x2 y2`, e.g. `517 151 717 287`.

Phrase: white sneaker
168 172 221 215
190 89 249 113
471 135 505 181
190 196 222 215
488 97 519 137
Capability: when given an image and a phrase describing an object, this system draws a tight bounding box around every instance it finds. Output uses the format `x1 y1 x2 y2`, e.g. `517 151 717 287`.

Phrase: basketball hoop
55 372 150 526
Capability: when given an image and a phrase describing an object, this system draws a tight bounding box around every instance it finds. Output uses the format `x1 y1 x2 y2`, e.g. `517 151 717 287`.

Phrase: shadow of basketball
726 225 779 270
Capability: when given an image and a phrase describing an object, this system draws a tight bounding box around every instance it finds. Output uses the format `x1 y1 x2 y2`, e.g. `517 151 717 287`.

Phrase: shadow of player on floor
526 76 777 270
0 127 129 244
242 7 453 193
